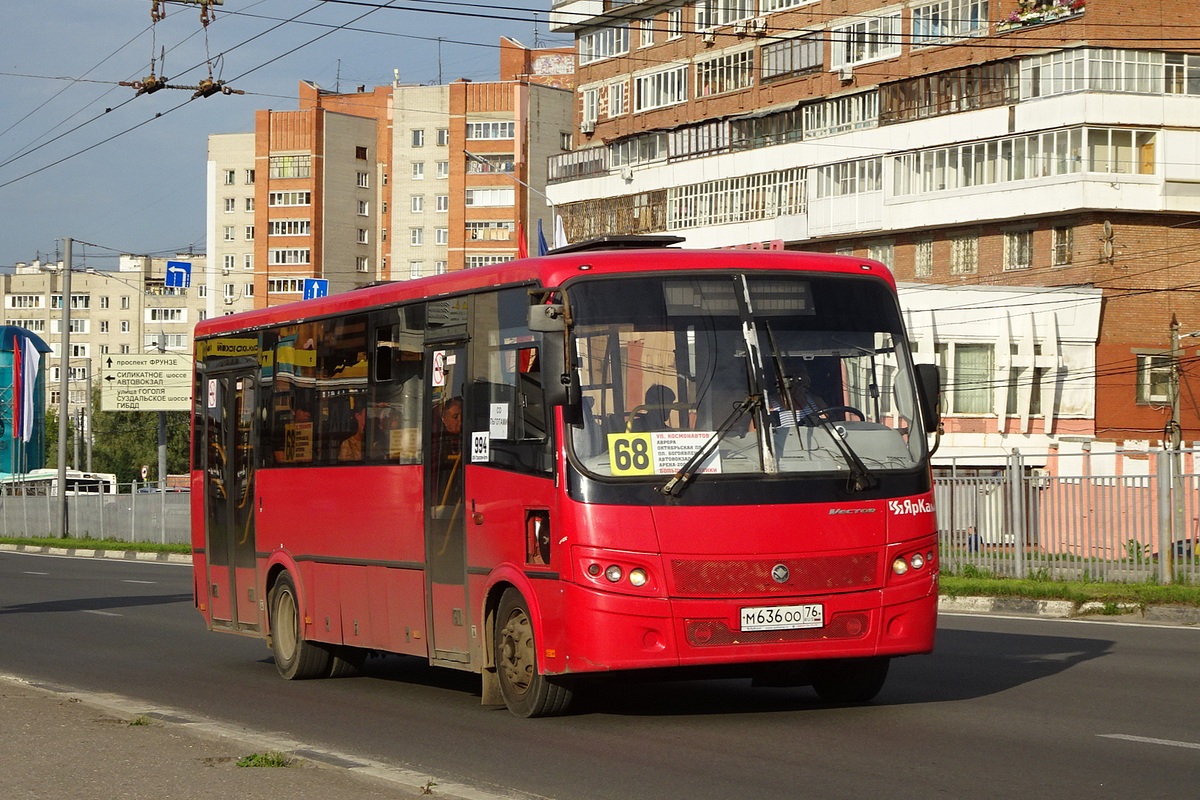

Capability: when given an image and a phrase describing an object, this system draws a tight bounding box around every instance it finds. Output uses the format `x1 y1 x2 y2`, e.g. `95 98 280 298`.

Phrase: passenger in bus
338 402 367 462
630 384 676 432
771 361 827 427
432 397 464 502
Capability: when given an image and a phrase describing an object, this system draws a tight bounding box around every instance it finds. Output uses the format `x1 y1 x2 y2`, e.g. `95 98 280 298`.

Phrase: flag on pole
553 214 568 250
20 337 38 442
537 219 549 257
516 222 528 259
12 338 21 444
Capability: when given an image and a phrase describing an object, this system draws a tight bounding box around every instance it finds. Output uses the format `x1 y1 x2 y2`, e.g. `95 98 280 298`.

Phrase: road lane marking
22 571 49 575
122 580 155 585
82 610 121 617
1099 734 1200 750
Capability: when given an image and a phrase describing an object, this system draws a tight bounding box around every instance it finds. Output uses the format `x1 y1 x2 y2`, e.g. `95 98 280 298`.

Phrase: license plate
740 603 824 632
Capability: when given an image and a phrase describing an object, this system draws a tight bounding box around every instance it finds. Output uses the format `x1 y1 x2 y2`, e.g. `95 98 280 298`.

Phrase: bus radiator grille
670 554 878 596
685 613 870 647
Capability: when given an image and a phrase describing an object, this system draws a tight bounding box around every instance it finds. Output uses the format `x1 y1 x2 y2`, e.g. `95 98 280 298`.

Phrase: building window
357 228 369 244
915 239 934 277
667 7 683 38
269 154 312 179
356 146 368 160
435 227 449 245
696 50 755 97
121 320 130 333
223 169 235 185
100 320 109 333
1136 354 1172 404
356 256 369 272
409 261 424 279
1052 226 1073 266
268 248 311 265
436 128 450 146
436 161 450 179
411 129 425 148
356 171 370 188
465 187 515 207
410 227 424 246
813 158 881 199
762 34 822 82
436 195 449 212
803 92 879 139
695 0 752 28
245 169 255 184
634 65 689 112
223 226 235 241
1087 128 1157 175
435 260 448 274
953 343 994 414
99 296 109 309
412 195 424 213
640 17 654 48
465 121 516 140
912 0 989 48
244 254 254 270
582 88 599 127
244 283 255 297
579 24 629 65
245 197 254 212
224 197 236 212
223 254 236 271
269 219 311 235
358 200 369 216
951 235 978 274
412 162 425 180
268 191 311 206
244 225 254 241
121 296 130 310
830 11 902 69
867 242 894 268
1004 230 1033 270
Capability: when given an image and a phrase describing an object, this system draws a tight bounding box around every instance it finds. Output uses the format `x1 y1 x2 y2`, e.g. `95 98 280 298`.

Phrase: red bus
191 238 941 717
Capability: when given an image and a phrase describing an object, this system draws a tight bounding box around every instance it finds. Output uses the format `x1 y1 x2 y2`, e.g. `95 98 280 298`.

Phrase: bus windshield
567 272 927 482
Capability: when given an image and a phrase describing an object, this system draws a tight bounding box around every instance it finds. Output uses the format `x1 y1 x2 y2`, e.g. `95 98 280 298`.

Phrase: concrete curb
0 543 191 564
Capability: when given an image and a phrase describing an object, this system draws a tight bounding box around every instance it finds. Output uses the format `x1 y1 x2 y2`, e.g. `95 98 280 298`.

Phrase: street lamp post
57 238 72 538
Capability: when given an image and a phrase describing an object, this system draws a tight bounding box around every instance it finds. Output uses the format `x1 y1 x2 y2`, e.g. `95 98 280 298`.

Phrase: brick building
545 0 1200 454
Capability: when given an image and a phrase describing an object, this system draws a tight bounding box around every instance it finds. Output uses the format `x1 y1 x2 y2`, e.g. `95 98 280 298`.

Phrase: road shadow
0 593 193 615
293 625 1114 717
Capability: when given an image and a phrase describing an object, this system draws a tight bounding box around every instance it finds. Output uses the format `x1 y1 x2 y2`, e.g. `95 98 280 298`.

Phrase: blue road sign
165 260 192 289
303 278 329 300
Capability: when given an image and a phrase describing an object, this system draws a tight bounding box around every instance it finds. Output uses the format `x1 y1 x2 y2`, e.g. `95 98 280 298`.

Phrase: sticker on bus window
489 403 509 440
607 431 722 477
471 431 490 462
207 379 217 409
432 350 446 387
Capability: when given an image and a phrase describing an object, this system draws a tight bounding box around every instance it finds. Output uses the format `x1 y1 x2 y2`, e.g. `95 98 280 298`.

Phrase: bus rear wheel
269 572 331 680
495 589 572 717
811 657 890 704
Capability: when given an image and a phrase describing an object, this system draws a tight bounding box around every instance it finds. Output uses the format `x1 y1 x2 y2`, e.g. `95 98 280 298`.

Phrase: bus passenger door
201 370 260 632
424 342 470 663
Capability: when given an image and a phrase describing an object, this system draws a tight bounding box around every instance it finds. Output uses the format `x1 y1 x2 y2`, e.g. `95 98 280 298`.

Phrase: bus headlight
892 557 909 576
604 565 623 583
628 568 648 587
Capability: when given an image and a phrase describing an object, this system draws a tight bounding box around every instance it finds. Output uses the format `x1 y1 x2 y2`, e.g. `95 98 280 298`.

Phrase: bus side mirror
539 335 581 419
915 363 941 434
528 304 566 332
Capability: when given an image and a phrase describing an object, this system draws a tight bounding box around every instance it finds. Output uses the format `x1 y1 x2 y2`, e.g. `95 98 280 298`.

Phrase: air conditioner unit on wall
838 65 854 81
580 120 595 135
751 16 768 35
733 19 747 35
701 30 715 44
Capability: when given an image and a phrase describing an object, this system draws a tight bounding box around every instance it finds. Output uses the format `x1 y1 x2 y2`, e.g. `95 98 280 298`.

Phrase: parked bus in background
0 468 118 496
190 237 942 717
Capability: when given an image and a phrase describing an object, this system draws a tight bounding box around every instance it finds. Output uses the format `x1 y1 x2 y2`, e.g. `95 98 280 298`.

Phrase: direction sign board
100 353 192 412
303 278 329 300
165 260 192 289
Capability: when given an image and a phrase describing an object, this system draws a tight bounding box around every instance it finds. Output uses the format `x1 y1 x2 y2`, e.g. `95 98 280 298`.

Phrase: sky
0 0 566 270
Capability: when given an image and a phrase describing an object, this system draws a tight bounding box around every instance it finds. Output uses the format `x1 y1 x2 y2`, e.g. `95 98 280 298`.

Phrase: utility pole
57 238 71 538
1166 315 1184 581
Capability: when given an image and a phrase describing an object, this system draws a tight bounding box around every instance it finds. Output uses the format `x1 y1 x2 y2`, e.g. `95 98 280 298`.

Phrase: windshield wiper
763 322 877 492
659 395 760 498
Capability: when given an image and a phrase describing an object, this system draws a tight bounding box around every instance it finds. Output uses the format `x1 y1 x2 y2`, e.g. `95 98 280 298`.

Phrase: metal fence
6 453 1198 584
0 485 191 545
937 449 1200 584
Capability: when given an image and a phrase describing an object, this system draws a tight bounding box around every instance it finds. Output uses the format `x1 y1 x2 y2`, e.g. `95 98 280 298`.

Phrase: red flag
12 339 21 442
516 222 528 259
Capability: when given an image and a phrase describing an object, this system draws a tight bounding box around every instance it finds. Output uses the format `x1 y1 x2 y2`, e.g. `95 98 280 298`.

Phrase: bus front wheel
269 572 331 680
811 657 890 703
495 589 573 717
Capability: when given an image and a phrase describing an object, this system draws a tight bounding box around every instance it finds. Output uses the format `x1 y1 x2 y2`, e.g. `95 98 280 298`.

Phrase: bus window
371 305 425 464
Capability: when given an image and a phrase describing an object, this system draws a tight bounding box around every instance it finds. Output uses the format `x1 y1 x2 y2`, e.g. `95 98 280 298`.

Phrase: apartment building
207 132 262 314
546 0 1200 458
2 254 209 420
394 38 575 276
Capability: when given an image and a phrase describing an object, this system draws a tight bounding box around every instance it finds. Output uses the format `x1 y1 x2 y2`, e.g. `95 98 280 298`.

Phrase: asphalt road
2 550 1199 799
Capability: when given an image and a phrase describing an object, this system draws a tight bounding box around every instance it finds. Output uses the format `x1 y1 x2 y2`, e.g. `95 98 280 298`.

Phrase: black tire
269 572 332 680
495 588 573 717
811 657 890 704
